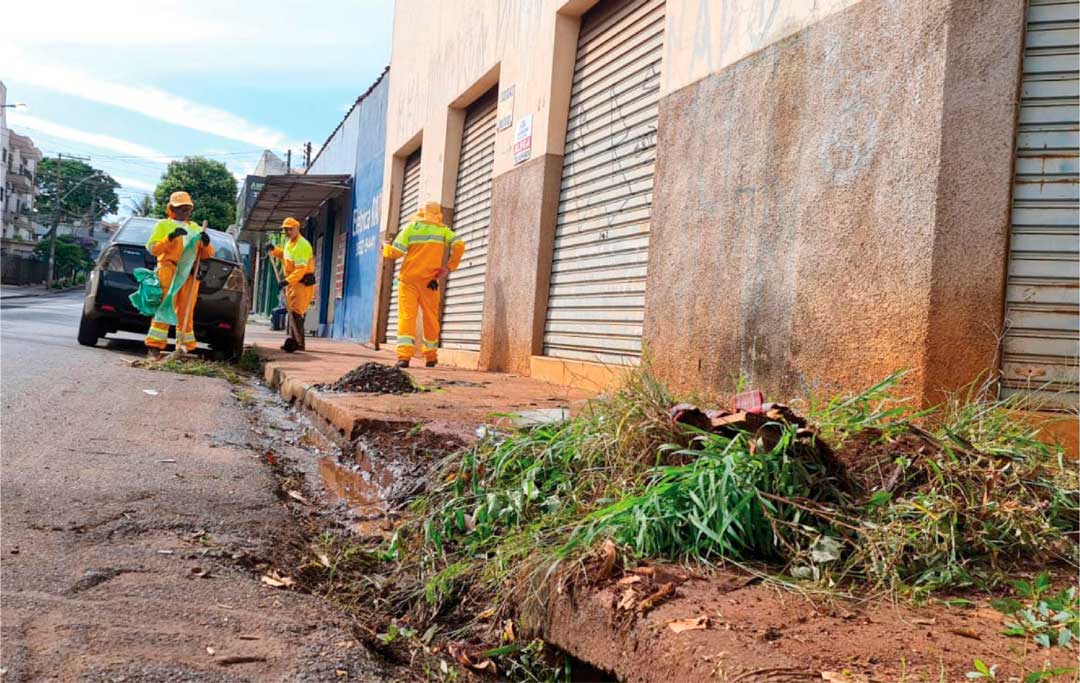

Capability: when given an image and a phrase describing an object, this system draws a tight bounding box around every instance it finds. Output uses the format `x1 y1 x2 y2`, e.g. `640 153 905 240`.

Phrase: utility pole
304 142 311 169
45 152 90 290
286 149 291 173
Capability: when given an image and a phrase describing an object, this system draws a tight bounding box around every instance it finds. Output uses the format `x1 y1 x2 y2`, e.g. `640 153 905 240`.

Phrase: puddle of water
317 456 399 538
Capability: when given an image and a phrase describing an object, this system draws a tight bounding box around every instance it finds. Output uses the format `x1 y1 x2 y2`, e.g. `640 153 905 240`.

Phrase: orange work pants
396 279 440 362
145 263 201 352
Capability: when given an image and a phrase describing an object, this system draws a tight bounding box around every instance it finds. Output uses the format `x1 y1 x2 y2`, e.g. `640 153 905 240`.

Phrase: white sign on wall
497 85 515 131
512 114 533 166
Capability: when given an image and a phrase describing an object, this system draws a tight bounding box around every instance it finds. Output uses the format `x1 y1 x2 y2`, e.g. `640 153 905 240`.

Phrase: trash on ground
313 362 418 394
142 389 159 396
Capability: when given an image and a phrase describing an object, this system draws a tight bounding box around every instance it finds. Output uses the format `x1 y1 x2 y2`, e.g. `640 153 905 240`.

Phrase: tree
36 158 120 224
126 194 155 217
153 157 237 229
33 234 90 277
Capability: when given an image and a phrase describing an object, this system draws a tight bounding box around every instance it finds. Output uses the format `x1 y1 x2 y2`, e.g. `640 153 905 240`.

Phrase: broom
269 254 299 353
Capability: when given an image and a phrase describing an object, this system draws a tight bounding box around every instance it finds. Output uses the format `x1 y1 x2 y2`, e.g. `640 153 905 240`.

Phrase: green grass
319 367 1077 680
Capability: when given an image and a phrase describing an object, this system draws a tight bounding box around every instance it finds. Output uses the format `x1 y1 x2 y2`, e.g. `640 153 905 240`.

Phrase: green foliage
36 158 120 222
153 157 238 229
966 659 997 679
149 358 244 385
995 574 1079 650
125 194 155 217
236 348 262 374
33 234 91 276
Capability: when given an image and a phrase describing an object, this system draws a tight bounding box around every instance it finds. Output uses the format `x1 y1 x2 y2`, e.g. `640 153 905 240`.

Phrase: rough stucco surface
480 154 562 374
644 0 1019 400
925 0 1024 403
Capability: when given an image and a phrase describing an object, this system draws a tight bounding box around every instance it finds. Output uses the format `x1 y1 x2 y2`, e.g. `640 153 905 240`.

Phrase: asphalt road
0 292 385 682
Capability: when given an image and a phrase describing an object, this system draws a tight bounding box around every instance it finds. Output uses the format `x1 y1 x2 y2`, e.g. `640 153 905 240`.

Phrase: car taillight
223 266 246 292
103 248 125 272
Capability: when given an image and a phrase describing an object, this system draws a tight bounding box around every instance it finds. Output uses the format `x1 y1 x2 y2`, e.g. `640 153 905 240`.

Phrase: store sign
512 114 533 165
497 85 515 131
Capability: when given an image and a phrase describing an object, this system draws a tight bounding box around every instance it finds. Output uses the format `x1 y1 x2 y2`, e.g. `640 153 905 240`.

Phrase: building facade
1 81 44 254
372 0 1079 412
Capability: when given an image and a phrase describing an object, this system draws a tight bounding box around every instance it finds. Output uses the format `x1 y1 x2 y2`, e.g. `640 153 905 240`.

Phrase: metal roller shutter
385 149 422 343
443 89 497 351
1001 0 1079 408
542 0 664 365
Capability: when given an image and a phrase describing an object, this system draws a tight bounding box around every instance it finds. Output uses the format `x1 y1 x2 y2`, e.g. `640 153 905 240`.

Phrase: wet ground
0 292 392 682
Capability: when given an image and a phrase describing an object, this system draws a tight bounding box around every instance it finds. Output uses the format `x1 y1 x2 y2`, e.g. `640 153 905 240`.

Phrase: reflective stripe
407 234 447 245
147 327 168 340
397 335 415 345
392 239 408 253
422 338 439 351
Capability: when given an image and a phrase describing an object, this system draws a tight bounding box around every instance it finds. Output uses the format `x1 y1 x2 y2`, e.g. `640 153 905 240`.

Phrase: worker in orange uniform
144 191 214 357
266 217 316 352
382 201 464 368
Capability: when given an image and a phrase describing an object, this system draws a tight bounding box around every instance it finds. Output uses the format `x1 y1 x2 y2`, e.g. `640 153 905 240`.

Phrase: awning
240 174 351 233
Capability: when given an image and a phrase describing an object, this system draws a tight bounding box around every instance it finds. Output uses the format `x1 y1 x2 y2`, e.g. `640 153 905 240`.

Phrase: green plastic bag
129 268 162 316
149 230 201 326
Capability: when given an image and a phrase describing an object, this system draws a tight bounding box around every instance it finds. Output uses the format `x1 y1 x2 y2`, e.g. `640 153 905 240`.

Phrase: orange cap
281 217 301 230
168 191 194 208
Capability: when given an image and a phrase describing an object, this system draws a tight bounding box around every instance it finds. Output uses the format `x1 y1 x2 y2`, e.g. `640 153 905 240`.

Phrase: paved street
0 292 384 682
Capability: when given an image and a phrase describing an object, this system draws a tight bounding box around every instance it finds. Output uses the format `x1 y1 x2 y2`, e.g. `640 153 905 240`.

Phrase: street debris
142 389 159 396
188 566 212 579
260 571 295 588
447 642 496 674
666 615 710 633
313 362 417 394
216 655 268 666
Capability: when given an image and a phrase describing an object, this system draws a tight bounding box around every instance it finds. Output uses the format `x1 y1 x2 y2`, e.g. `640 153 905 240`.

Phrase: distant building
1 80 43 256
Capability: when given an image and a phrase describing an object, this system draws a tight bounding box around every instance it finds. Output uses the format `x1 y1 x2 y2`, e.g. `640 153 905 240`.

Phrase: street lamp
1 103 28 109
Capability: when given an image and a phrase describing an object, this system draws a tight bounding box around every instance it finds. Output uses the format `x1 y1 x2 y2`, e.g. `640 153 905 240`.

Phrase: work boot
425 359 438 368
394 360 410 369
146 349 163 361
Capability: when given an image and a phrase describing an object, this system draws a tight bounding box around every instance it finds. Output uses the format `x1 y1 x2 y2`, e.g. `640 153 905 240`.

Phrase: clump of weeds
330 366 1077 681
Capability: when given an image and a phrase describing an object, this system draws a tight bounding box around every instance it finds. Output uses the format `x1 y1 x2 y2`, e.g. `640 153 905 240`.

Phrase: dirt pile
315 362 418 394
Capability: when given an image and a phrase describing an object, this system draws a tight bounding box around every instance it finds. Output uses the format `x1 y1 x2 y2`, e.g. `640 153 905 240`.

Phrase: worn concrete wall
643 0 1023 402
480 154 563 373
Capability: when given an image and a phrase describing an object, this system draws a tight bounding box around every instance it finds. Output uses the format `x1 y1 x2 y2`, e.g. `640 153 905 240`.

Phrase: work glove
278 280 288 290
426 279 439 291
266 243 276 255
168 227 188 240
301 273 316 286
200 231 211 246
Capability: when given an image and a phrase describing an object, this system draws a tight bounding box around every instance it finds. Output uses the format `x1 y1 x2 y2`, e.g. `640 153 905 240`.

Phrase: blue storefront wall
334 70 388 340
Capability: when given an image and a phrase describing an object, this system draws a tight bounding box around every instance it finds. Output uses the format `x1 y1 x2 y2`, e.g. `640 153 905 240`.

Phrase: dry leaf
598 539 617 580
502 620 516 643
912 617 936 625
205 646 216 656
316 552 331 567
287 490 307 504
822 672 869 683
667 616 710 633
629 566 655 577
216 655 268 667
637 582 676 613
616 575 643 587
617 588 638 612
476 607 496 621
190 567 211 579
949 627 982 641
447 642 496 673
237 635 261 641
260 572 295 588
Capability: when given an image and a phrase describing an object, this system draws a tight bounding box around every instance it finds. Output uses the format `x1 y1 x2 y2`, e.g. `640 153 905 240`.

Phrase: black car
78 216 249 358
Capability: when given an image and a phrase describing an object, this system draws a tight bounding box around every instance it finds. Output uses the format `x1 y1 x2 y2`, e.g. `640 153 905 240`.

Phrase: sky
4 0 394 218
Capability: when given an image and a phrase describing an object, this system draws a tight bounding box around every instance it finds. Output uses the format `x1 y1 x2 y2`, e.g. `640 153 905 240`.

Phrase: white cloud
113 176 156 193
7 51 297 150
8 112 164 158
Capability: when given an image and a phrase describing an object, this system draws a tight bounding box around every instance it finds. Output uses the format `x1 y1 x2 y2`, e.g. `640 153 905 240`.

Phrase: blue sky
5 0 394 217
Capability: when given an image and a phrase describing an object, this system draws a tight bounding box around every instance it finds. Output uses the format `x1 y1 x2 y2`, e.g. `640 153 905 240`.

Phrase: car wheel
77 314 100 347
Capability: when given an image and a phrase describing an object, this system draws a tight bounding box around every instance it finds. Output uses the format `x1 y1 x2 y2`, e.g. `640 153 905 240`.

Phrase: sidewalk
245 326 592 441
0 283 82 300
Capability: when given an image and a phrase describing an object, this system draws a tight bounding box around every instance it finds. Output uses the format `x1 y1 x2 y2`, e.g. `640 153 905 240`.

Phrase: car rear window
115 218 239 262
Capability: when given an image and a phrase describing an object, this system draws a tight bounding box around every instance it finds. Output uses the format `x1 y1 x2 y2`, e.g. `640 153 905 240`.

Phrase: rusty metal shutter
442 89 497 351
385 149 422 343
1001 0 1079 407
542 0 664 365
